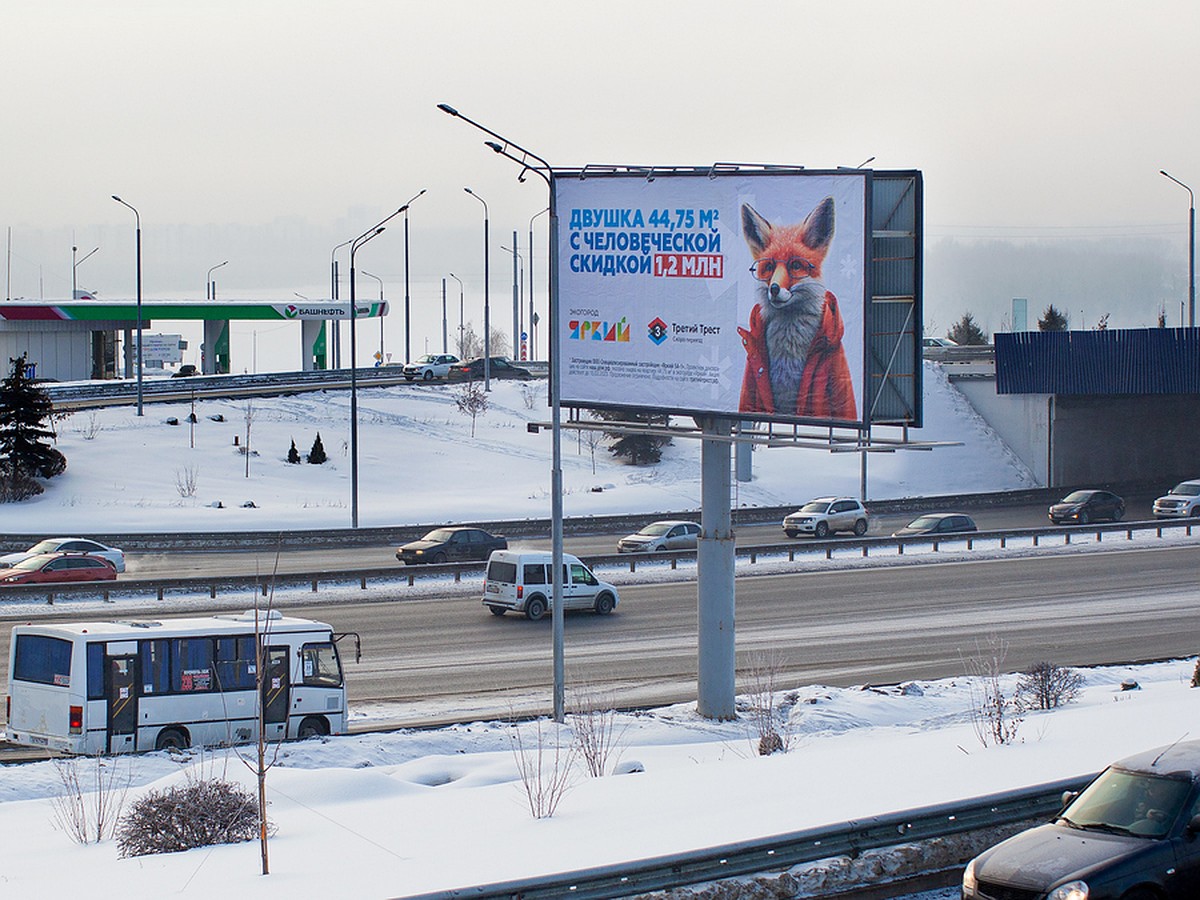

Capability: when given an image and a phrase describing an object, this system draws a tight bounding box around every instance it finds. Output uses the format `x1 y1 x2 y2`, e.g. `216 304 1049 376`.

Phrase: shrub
0 462 43 501
1192 660 1200 688
117 778 267 857
961 636 1023 747
1016 661 1084 710
570 686 628 777
287 439 300 464
307 432 327 465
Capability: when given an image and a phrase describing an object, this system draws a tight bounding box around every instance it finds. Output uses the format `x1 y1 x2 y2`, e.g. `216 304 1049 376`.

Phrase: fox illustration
737 197 857 420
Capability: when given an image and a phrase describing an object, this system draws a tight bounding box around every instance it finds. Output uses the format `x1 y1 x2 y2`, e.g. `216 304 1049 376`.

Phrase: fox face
742 197 836 411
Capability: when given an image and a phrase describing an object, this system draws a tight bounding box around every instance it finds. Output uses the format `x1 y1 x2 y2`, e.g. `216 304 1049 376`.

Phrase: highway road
9 539 1183 728
121 492 1164 579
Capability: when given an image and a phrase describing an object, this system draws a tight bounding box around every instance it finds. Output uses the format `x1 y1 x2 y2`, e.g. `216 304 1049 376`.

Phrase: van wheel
525 596 547 621
297 717 327 740
488 605 506 616
156 728 189 752
594 593 615 615
853 519 868 536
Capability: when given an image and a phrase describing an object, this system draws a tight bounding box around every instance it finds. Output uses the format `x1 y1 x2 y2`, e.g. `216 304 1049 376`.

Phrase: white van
483 550 619 620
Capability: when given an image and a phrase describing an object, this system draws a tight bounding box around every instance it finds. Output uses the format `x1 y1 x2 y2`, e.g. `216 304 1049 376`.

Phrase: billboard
555 170 869 426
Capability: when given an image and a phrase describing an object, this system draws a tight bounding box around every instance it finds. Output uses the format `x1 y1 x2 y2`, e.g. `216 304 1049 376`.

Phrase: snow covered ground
13 362 1037 535
0 363 1189 898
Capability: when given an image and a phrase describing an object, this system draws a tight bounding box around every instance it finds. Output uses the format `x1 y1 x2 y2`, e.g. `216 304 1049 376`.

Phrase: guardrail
400 774 1092 899
1 516 1196 607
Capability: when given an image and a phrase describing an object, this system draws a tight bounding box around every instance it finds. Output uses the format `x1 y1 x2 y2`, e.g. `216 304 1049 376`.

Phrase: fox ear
741 203 771 257
801 197 835 252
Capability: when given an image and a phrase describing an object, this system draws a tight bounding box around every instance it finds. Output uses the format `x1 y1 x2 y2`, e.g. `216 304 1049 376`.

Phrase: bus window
171 638 214 692
215 635 257 691
301 643 342 687
12 635 72 686
141 639 170 694
87 642 105 700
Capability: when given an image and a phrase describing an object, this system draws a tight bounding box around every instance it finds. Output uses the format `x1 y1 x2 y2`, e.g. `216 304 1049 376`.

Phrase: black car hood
1050 503 1082 514
975 822 1154 888
399 540 440 552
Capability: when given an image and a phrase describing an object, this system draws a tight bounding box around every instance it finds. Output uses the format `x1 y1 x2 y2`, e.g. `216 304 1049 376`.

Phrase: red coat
737 291 857 420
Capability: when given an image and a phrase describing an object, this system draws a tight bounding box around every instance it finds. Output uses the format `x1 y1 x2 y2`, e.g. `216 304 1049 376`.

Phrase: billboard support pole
697 416 736 720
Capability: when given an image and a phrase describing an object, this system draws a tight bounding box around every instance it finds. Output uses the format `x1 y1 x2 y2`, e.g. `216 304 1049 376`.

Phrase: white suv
1152 479 1200 518
782 497 870 538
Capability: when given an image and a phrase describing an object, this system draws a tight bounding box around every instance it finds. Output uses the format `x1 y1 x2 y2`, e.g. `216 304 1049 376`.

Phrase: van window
523 564 547 585
570 564 597 586
487 560 517 584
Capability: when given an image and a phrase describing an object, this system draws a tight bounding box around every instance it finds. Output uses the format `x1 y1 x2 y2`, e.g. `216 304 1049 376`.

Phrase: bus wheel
156 728 189 752
297 717 327 740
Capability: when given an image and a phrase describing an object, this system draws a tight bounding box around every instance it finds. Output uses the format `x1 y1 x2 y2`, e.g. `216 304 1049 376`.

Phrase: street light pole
449 272 464 358
501 241 524 361
464 187 491 391
400 189 426 365
330 238 353 369
529 207 548 360
206 260 228 301
440 103 565 721
346 204 408 528
111 195 143 416
361 270 385 365
1161 170 1195 328
72 244 99 301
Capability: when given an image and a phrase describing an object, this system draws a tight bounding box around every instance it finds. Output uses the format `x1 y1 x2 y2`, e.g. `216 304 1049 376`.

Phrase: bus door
261 646 290 740
106 651 138 754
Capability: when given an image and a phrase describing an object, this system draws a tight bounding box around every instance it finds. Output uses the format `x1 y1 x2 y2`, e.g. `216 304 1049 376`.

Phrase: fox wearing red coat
737 197 857 420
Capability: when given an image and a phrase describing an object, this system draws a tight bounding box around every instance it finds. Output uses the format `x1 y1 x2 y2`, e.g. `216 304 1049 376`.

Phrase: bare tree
961 635 1023 747
51 754 132 844
174 465 199 498
741 649 793 756
454 380 489 437
243 401 255 478
509 717 578 819
570 686 628 778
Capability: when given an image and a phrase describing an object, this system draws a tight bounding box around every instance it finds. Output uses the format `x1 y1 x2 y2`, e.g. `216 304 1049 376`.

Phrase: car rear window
487 561 517 584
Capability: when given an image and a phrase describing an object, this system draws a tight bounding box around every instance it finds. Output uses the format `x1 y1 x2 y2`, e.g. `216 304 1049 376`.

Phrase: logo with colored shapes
648 317 668 345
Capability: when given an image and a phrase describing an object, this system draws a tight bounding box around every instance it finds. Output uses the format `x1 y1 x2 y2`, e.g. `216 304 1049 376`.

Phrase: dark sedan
1049 489 1125 525
396 527 507 565
891 513 977 537
965 739 1200 899
447 357 532 381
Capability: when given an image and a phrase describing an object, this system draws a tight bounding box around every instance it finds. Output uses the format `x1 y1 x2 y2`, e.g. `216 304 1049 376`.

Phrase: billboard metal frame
551 164 923 433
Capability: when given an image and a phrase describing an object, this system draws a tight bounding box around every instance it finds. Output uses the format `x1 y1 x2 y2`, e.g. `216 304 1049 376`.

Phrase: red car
0 553 118 585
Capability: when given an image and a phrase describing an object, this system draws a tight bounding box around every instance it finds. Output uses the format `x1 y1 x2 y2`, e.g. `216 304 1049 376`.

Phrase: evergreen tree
0 355 66 498
1038 304 1069 332
307 432 327 465
287 439 301 464
593 409 671 466
947 313 988 346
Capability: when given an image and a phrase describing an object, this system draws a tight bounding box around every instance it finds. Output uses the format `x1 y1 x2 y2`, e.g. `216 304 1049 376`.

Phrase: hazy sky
3 0 1197 362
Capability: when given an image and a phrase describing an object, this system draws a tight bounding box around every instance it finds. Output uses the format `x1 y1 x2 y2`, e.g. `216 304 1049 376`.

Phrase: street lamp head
464 187 474 195
485 141 503 154
437 103 459 117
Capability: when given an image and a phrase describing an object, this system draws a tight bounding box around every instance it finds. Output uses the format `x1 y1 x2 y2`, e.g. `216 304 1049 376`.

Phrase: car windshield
422 529 456 542
414 355 437 364
799 501 831 513
25 540 61 554
638 523 674 537
1061 491 1092 503
1172 483 1200 497
1060 768 1191 838
11 556 47 571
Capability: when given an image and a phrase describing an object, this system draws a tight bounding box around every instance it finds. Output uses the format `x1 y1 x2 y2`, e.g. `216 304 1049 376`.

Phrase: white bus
5 610 358 754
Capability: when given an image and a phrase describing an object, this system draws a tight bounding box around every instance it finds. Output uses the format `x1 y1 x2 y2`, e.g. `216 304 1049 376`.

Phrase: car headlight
961 858 977 893
1048 882 1088 900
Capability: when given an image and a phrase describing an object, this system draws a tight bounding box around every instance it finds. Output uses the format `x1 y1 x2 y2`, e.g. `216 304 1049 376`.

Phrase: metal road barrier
398 774 1093 899
0 516 1195 606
